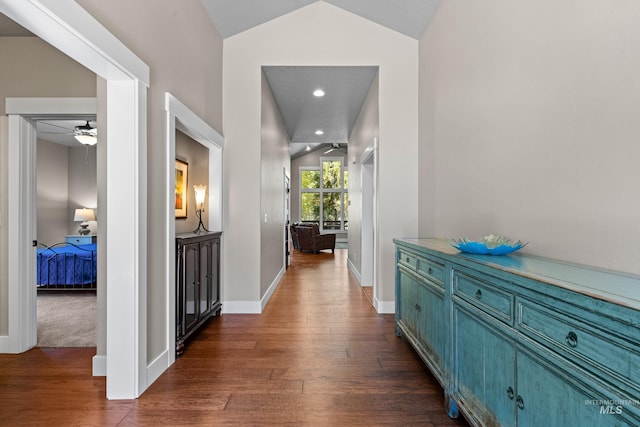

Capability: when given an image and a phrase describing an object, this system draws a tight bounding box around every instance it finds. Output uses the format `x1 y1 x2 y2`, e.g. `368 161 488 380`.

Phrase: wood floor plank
0 248 468 426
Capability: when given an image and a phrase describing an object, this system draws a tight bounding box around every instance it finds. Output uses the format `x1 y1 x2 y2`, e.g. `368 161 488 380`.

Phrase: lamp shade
193 185 207 210
74 208 95 222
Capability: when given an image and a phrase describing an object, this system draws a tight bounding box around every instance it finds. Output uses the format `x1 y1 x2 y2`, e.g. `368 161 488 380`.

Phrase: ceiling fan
39 120 98 145
323 143 347 154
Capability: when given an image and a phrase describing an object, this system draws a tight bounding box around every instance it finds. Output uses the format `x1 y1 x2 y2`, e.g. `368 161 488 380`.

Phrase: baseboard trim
92 354 107 376
222 300 262 314
261 268 284 311
146 350 169 387
375 298 395 314
346 257 362 284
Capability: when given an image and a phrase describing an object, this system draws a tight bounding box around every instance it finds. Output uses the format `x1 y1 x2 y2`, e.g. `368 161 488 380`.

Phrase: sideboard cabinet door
453 303 516 427
176 231 222 356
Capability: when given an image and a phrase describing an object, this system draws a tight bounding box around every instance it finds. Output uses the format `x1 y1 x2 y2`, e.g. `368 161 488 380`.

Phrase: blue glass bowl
449 238 527 255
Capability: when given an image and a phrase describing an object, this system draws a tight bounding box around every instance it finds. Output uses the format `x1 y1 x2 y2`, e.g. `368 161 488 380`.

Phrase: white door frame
4 97 97 353
163 93 223 373
360 137 378 309
283 170 290 271
0 0 149 399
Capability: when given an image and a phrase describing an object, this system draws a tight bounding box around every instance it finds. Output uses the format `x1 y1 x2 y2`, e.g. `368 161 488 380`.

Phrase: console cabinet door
183 242 200 332
398 266 418 337
199 238 212 315
417 280 446 376
454 304 516 427
210 236 220 310
515 350 631 427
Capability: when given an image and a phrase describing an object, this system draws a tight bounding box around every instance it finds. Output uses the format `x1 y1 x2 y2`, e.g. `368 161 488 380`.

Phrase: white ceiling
37 119 97 147
263 66 378 153
201 0 441 39
2 1 442 156
203 0 441 157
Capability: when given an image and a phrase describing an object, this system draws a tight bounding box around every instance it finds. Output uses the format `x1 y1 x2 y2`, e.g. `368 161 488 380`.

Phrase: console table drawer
518 301 640 382
398 249 418 271
418 257 445 287
453 270 513 324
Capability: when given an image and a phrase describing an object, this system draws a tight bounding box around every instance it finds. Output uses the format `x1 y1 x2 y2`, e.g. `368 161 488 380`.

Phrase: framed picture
175 159 188 218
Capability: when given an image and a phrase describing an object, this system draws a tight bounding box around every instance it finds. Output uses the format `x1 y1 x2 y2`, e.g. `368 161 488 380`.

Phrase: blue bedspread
36 243 97 286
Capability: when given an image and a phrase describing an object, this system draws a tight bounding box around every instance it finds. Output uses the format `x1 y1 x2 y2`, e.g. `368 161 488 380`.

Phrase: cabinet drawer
453 270 513 324
398 250 418 271
65 235 95 245
518 301 640 382
418 258 445 287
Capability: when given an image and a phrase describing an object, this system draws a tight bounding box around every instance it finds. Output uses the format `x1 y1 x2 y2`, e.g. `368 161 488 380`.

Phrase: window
300 158 348 231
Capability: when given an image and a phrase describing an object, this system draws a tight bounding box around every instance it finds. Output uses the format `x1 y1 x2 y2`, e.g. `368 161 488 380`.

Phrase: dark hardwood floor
0 248 469 426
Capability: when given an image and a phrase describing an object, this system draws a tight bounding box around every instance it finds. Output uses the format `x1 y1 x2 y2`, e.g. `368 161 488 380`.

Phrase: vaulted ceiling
201 0 440 39
202 0 441 157
2 1 442 156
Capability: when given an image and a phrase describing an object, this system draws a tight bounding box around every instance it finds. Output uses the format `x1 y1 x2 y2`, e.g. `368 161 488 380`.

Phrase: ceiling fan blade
40 121 71 131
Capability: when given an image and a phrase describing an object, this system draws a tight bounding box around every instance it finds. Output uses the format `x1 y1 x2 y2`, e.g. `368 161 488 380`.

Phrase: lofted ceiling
203 0 441 158
2 1 442 156
201 0 440 39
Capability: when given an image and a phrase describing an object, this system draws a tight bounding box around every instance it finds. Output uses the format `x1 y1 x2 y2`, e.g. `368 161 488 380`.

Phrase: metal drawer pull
565 331 578 348
428 267 433 275
507 386 514 400
406 257 410 262
415 304 421 312
516 395 525 410
475 289 482 299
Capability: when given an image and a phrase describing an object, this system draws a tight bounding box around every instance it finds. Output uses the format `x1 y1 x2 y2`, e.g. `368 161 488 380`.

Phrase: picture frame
175 159 188 218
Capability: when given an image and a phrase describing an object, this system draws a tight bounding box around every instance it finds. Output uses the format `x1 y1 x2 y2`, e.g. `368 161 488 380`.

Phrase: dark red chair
295 224 335 253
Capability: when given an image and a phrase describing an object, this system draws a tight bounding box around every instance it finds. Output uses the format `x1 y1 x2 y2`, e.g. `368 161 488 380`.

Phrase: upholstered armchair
295 224 335 253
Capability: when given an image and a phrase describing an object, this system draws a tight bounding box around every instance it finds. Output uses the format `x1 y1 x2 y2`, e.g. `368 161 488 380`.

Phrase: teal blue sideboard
394 238 640 427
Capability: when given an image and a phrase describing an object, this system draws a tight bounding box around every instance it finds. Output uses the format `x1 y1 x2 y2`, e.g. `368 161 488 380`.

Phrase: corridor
0 248 468 426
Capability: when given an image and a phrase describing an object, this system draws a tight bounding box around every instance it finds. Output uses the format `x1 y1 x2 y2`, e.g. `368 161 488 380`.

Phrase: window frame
299 156 348 232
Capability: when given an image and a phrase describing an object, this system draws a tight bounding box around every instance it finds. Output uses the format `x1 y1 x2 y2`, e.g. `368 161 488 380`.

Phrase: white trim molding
164 93 224 369
0 1 150 399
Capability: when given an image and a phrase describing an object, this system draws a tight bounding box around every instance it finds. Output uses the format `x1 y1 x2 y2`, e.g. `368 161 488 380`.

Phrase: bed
36 242 97 290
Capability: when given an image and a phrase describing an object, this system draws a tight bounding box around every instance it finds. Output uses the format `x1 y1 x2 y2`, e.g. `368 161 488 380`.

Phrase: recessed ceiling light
315 130 324 135
313 89 325 97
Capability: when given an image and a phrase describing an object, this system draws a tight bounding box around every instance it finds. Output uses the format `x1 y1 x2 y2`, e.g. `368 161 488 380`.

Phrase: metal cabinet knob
566 331 578 348
428 267 433 275
507 386 514 400
475 289 482 299
414 303 421 312
516 395 525 410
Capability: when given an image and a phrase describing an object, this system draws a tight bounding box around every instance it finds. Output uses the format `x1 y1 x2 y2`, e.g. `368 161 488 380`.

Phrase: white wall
175 131 209 234
260 71 290 298
418 0 640 274
36 140 69 245
0 36 96 335
67 145 98 235
347 73 379 284
223 1 418 311
76 0 223 362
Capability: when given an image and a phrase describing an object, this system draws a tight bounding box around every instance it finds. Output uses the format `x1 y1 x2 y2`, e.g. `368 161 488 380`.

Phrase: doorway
360 140 377 304
35 114 98 348
1 1 149 399
284 172 290 270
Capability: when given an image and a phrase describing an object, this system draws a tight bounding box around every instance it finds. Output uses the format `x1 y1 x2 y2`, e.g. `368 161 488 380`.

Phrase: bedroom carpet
37 292 96 347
